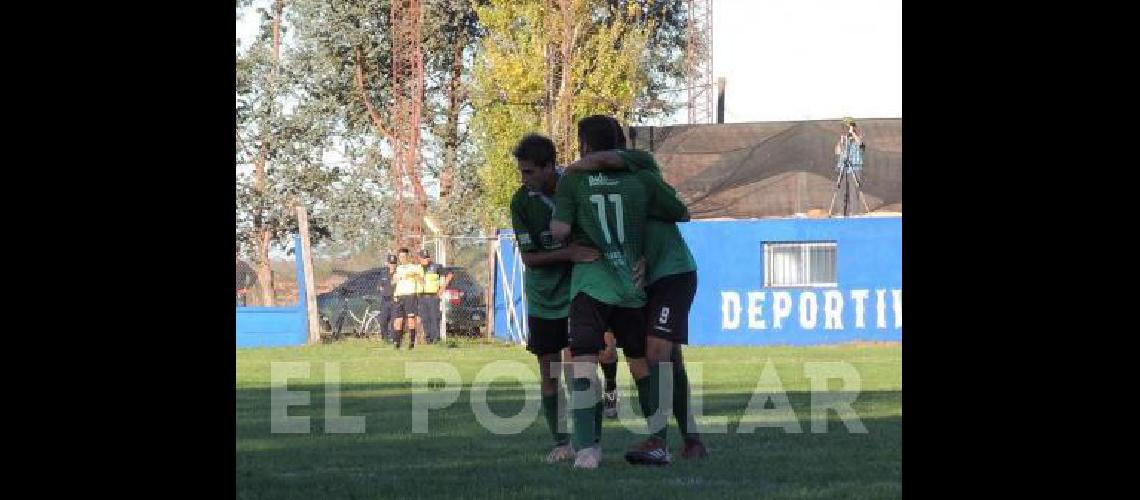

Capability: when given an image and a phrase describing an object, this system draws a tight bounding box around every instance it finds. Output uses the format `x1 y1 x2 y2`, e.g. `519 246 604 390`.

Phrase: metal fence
305 235 494 343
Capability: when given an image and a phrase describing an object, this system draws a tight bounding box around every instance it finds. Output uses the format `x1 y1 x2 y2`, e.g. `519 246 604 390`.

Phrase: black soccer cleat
624 437 672 466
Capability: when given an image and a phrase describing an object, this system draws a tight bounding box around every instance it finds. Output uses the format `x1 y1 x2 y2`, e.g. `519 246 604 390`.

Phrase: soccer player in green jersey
550 115 690 469
509 134 602 464
563 116 708 465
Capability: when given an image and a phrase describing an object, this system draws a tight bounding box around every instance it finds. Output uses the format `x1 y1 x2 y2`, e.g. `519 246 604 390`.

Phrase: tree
608 0 690 121
288 0 438 249
234 0 689 266
420 0 486 242
236 0 287 306
469 0 685 226
237 0 361 305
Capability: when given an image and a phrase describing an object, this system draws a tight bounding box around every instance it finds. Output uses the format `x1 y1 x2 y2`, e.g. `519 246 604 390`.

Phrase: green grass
237 339 901 499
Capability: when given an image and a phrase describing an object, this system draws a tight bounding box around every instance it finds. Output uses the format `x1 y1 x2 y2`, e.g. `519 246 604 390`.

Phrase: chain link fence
298 235 494 343
237 222 497 345
439 236 493 339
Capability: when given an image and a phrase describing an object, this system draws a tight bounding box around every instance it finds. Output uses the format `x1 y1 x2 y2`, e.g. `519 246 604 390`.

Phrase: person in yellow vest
392 248 425 349
417 249 454 344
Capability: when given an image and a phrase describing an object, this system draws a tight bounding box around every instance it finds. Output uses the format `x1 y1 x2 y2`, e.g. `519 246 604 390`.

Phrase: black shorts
645 271 697 344
393 295 419 319
567 293 646 358
526 316 569 356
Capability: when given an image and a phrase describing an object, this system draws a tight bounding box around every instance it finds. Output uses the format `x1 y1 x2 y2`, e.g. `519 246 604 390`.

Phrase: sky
236 0 902 124
709 0 901 123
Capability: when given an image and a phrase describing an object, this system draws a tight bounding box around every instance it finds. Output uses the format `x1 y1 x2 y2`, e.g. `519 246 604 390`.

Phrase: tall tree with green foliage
236 0 289 305
237 1 376 304
235 0 688 262
469 0 687 227
421 0 484 240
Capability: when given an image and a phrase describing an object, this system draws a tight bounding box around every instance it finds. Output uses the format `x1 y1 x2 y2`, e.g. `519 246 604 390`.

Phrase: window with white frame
763 242 838 287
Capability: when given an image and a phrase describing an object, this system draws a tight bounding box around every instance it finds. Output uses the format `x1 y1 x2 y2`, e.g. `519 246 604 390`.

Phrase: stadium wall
493 217 901 346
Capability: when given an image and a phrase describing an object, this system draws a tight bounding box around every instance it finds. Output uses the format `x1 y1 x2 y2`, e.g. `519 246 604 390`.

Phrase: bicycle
346 295 385 338
323 293 387 341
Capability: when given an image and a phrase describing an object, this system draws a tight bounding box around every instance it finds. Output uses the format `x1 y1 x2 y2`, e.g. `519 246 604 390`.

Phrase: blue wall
493 217 901 346
236 235 310 348
680 217 901 345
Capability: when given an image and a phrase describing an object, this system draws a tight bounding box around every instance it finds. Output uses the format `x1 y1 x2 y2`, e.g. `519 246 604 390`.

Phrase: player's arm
550 175 577 242
622 149 686 220
510 195 547 255
550 221 572 243
639 170 690 222
520 244 599 266
616 149 661 174
563 150 627 172
512 191 596 265
564 148 661 175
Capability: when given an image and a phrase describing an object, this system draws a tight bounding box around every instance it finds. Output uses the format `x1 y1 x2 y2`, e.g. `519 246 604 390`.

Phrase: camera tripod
828 151 870 217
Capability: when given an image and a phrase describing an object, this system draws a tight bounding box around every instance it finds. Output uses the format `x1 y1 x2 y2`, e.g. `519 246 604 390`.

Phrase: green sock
635 376 651 417
570 377 596 449
542 393 569 446
673 365 697 439
647 364 670 441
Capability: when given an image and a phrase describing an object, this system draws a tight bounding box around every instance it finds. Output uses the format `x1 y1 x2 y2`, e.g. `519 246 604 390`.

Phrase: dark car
316 268 390 338
439 266 487 337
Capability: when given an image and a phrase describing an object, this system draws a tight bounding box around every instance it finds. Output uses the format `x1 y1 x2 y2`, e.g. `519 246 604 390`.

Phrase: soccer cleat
544 443 575 464
573 445 603 469
603 390 618 419
680 437 709 459
624 437 672 466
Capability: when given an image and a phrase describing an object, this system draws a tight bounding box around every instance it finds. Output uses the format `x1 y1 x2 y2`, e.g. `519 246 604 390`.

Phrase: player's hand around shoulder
567 241 600 263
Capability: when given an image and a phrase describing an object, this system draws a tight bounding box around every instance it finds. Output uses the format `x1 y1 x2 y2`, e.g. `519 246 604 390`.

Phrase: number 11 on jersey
588 194 625 244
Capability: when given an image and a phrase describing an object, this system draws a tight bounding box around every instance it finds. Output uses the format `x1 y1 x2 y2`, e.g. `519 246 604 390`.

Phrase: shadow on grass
237 383 900 500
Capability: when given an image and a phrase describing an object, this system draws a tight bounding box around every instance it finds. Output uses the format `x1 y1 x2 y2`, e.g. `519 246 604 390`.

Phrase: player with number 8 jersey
550 115 690 469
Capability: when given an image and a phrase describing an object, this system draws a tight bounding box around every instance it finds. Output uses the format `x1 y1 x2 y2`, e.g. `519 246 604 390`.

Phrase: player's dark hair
512 134 557 167
578 115 618 152
604 116 627 149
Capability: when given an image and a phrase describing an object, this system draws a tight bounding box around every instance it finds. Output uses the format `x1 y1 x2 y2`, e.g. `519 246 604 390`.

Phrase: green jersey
616 149 698 284
552 169 688 307
510 186 572 319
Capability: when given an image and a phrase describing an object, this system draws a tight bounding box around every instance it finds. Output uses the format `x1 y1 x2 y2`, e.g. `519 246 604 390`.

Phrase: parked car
439 266 486 337
316 268 388 338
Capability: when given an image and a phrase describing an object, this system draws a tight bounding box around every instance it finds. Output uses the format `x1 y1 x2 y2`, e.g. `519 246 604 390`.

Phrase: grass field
236 339 901 499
